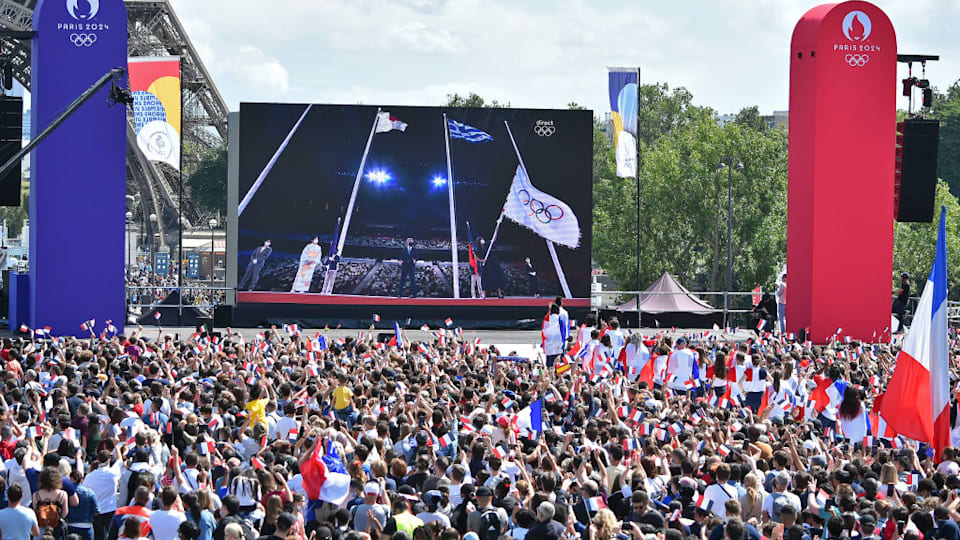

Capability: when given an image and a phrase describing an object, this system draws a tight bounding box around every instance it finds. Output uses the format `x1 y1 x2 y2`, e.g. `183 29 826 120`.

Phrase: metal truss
0 0 230 246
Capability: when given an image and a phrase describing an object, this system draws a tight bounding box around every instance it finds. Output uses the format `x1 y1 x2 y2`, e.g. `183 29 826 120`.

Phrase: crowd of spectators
0 308 958 540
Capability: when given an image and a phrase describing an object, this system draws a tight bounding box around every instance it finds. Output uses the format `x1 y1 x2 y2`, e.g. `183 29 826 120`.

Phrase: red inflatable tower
787 2 897 343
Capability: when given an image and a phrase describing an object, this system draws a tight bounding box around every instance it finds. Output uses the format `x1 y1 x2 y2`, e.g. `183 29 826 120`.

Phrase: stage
233 292 592 329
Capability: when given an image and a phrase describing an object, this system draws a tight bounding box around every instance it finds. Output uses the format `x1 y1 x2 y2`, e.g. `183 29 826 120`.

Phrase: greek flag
448 119 493 143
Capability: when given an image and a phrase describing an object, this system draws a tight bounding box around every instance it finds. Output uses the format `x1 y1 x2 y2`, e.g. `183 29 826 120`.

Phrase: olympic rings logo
845 54 869 67
534 125 556 137
517 189 565 224
69 33 98 47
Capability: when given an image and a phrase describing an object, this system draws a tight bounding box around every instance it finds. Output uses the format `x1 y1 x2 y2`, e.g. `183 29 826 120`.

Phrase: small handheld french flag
154 312 161 320
373 314 381 322
445 317 453 327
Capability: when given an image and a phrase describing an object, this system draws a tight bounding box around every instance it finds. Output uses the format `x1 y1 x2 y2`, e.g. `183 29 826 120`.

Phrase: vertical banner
30 0 128 336
186 252 200 278
608 68 639 178
787 1 896 342
155 252 170 276
128 56 181 169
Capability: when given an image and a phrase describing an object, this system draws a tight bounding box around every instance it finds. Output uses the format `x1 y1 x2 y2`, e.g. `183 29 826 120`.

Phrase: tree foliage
893 179 960 299
594 84 787 295
186 145 227 215
444 93 509 108
932 82 960 196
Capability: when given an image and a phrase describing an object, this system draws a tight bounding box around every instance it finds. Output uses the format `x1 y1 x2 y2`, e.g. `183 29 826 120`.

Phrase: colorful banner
129 56 181 169
608 68 639 178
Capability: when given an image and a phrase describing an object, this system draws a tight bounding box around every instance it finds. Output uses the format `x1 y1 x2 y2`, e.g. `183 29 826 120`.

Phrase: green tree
444 93 509 108
932 82 960 196
633 118 787 292
186 146 227 215
636 83 712 149
893 179 960 299
733 106 768 132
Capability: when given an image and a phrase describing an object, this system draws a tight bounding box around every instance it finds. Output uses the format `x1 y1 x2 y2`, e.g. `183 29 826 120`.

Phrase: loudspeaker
895 119 939 223
0 96 21 206
213 305 233 327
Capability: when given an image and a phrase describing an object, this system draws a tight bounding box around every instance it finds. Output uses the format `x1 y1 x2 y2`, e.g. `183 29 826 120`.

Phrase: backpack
770 493 793 523
479 507 503 540
36 498 62 528
451 500 471 535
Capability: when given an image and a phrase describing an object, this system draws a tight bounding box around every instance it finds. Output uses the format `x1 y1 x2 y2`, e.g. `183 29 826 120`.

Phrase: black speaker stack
0 95 21 207
894 118 939 223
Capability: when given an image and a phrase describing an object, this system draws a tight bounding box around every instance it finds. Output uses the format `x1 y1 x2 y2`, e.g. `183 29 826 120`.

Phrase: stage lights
365 170 391 184
431 176 447 188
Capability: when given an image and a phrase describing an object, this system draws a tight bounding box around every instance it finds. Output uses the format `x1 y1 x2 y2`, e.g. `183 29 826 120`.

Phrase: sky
169 0 960 117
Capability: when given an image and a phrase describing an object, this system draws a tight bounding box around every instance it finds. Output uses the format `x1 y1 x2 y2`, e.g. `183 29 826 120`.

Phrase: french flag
515 399 544 433
388 321 404 348
302 441 351 506
879 206 950 456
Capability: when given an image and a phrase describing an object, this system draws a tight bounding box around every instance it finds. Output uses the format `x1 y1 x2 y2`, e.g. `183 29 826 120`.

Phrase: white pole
503 121 573 299
238 104 312 216
336 107 381 257
546 239 572 298
443 113 460 298
483 211 504 261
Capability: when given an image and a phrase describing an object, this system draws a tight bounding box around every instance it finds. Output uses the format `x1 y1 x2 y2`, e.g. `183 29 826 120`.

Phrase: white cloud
169 0 960 115
221 46 290 95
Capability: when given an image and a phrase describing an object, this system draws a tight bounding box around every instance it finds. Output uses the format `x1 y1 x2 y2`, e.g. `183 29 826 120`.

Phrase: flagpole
503 121 573 299
442 113 460 298
483 211 504 261
238 104 313 216
329 107 381 291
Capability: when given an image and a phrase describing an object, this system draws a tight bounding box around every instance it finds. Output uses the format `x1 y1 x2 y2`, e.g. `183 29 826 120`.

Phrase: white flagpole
336 107 381 257
503 121 573 299
443 113 460 298
239 104 312 216
483 211 504 261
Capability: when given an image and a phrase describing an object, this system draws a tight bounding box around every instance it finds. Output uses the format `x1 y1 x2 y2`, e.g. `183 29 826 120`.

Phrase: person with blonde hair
591 509 617 540
740 473 765 523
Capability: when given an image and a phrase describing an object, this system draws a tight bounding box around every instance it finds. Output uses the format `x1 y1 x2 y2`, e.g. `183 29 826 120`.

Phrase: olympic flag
608 68 638 178
129 57 181 170
502 165 580 249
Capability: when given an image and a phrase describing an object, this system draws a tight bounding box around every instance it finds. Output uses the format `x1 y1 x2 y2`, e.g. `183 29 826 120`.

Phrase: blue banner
155 252 169 276
30 0 128 335
186 252 200 278
608 68 639 178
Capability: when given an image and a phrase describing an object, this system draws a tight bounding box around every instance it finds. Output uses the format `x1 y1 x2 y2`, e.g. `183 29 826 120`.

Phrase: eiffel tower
0 0 228 246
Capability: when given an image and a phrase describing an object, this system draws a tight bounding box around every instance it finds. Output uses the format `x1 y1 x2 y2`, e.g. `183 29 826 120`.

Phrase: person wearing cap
859 512 880 540
351 481 388 534
525 502 564 540
467 486 508 539
256 511 295 540
935 506 960 540
417 490 451 527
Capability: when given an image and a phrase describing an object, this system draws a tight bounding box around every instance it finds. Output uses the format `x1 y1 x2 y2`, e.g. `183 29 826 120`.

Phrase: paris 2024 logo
67 0 99 20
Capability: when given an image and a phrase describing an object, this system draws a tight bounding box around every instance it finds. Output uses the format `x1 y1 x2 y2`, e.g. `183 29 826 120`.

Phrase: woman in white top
837 385 869 443
766 371 796 421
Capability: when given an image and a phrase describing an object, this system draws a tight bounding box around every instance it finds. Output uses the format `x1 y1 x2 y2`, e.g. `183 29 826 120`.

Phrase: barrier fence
126 285 232 317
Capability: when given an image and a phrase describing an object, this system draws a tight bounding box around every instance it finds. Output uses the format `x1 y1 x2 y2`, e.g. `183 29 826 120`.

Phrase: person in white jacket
542 304 565 367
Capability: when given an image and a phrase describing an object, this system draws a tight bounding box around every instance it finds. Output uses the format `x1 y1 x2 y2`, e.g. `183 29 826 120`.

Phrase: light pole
148 213 157 277
208 218 217 304
125 211 133 276
717 157 743 328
